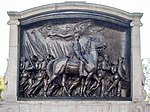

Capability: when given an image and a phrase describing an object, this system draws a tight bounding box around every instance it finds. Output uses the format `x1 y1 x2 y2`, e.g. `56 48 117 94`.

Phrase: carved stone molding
7 19 20 25
130 13 143 27
7 11 20 25
130 20 143 27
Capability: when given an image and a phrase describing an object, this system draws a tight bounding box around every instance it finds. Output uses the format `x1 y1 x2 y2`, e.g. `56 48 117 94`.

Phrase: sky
0 0 149 76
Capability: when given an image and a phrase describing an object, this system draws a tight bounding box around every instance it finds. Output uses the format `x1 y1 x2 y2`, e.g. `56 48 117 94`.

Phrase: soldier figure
19 57 30 97
72 32 88 77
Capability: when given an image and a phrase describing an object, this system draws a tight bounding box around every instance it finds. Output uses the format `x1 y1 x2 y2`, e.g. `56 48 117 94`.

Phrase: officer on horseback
72 31 88 77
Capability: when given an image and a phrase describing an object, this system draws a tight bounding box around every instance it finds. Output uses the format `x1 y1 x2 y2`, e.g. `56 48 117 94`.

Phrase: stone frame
4 2 146 112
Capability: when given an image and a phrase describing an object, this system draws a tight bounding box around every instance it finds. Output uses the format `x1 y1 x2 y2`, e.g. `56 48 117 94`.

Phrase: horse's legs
68 77 80 96
62 73 70 96
80 77 85 96
90 75 99 91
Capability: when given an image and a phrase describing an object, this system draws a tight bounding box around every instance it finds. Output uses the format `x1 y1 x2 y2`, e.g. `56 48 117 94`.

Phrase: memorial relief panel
18 13 131 99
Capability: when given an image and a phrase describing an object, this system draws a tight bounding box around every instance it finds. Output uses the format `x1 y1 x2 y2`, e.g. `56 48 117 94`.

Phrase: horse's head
85 37 107 56
87 37 107 50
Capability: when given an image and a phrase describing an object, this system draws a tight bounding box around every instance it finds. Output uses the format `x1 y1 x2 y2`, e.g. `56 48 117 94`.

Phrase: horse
46 37 106 96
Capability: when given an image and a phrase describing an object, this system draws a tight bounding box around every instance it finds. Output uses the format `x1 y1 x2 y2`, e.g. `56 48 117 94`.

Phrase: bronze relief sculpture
19 19 130 99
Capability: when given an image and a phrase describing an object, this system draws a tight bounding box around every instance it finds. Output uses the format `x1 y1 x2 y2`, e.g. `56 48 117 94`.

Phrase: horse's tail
46 60 55 78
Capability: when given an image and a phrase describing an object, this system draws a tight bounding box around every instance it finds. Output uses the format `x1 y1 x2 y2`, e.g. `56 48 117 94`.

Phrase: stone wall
1 101 150 112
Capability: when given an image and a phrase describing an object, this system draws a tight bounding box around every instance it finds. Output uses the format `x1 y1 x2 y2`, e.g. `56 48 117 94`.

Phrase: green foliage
0 76 4 100
145 93 150 103
142 59 150 104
